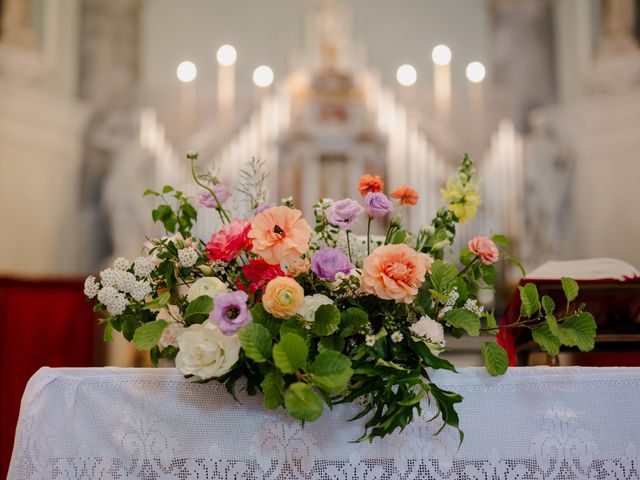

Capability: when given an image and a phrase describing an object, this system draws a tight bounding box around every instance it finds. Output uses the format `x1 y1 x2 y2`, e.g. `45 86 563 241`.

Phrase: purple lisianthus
254 203 275 214
325 198 365 230
209 290 252 335
198 185 232 208
310 248 354 282
364 192 394 218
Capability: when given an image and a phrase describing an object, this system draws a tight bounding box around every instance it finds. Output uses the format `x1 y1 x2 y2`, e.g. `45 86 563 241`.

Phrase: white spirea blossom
464 298 484 316
391 331 404 343
365 334 376 347
115 271 136 293
178 247 199 268
445 288 459 307
133 256 155 277
299 294 333 324
410 315 445 347
175 323 240 380
438 305 452 320
130 280 152 301
97 286 128 316
84 276 99 298
113 257 129 271
99 268 118 288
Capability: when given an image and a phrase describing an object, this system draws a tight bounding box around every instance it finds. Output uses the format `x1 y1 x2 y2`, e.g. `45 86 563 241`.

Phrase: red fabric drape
0 277 96 479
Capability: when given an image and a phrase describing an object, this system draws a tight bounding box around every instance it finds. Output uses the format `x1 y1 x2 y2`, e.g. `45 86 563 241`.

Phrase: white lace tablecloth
8 366 640 479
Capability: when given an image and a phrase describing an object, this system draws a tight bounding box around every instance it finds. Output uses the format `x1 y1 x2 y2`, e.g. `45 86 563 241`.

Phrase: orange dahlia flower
390 185 419 206
358 174 384 197
248 206 311 265
360 244 432 303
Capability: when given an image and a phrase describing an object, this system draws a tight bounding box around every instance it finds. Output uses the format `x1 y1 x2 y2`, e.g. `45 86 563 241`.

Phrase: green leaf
519 283 540 317
150 346 160 367
121 314 139 341
261 372 285 410
481 264 497 284
280 318 307 338
311 304 341 336
491 234 510 247
443 308 480 336
390 230 408 244
273 333 308 373
430 260 458 292
532 324 561 356
142 292 171 312
375 358 409 371
103 321 113 342
542 295 555 315
162 185 174 193
485 310 498 334
318 335 345 353
133 320 168 350
250 303 280 337
238 323 272 362
143 188 159 197
561 277 579 303
310 350 353 393
481 341 509 376
152 204 173 223
182 203 197 220
184 295 214 324
284 382 323 422
409 339 457 372
339 307 369 338
546 314 559 335
561 312 596 352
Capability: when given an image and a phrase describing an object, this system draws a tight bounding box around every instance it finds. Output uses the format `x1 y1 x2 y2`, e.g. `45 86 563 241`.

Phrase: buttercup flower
206 219 252 263
286 257 310 277
325 198 365 230
468 235 499 265
262 276 304 319
209 291 252 335
410 314 445 355
236 258 286 296
390 185 419 206
360 244 432 303
299 294 333 324
358 174 384 197
175 323 240 380
249 206 311 265
441 177 481 224
310 248 354 282
198 184 232 208
364 192 394 218
187 276 228 301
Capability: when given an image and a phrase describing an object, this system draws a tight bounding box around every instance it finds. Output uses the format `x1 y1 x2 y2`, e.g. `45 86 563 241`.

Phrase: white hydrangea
84 276 99 298
99 268 119 288
365 335 376 347
410 315 445 347
115 271 136 293
130 280 152 302
178 247 199 268
133 256 155 278
113 257 129 271
464 298 484 316
299 294 333 324
391 331 404 343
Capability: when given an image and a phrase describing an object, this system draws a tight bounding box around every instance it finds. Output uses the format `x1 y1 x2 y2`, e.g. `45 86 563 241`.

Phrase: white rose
187 277 228 302
410 315 446 355
175 323 240 380
158 323 184 349
299 294 333 324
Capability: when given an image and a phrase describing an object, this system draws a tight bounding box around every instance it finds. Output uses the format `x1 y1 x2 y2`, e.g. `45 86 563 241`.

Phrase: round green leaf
272 333 308 374
532 324 561 356
561 277 579 303
443 308 480 336
562 312 596 352
481 341 509 376
261 372 285 410
519 283 540 318
311 304 341 336
310 351 353 393
238 323 272 363
133 320 168 350
339 307 369 337
284 382 323 421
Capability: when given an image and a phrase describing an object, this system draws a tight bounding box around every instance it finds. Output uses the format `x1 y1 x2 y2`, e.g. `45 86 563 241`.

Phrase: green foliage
250 304 280 337
103 320 113 342
310 351 353 393
273 333 308 374
562 312 597 351
147 186 197 237
519 283 540 317
339 307 369 337
284 382 324 422
541 295 555 316
184 295 213 325
561 277 579 303
532 324 561 356
133 320 168 350
430 260 458 292
142 292 171 312
238 323 272 362
481 342 509 376
443 308 480 336
261 372 285 410
311 304 341 336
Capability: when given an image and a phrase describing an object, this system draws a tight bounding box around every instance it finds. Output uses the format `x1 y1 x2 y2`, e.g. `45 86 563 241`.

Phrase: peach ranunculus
262 276 305 319
468 235 499 265
286 257 310 277
358 174 384 197
390 185 419 206
360 244 432 304
249 206 311 265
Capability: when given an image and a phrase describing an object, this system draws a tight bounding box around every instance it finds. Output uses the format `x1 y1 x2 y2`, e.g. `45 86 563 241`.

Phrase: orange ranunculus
248 206 311 265
360 244 432 304
390 185 419 206
262 276 304 319
358 174 384 197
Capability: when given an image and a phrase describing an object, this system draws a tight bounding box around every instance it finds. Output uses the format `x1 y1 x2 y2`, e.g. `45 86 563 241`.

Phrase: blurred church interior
1 0 640 473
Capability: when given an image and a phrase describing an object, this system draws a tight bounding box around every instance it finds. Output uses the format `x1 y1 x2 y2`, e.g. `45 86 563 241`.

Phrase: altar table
8 367 640 479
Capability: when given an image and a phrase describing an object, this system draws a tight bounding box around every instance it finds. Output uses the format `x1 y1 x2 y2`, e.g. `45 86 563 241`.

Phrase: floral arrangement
85 152 596 442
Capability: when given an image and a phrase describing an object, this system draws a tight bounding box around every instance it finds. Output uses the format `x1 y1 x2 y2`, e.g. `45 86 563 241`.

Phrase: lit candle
432 44 452 126
217 44 237 130
396 64 417 108
176 61 197 148
252 65 274 106
466 61 486 156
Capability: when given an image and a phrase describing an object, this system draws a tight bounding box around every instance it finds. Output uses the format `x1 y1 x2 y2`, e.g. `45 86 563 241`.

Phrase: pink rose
468 235 499 265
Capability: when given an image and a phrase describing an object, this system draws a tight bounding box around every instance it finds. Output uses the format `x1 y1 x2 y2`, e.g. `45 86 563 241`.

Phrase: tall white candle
432 45 452 127
466 61 486 158
217 45 237 131
176 61 197 149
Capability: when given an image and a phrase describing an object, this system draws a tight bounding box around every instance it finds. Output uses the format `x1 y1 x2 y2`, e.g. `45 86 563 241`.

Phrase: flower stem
189 154 231 224
346 230 353 263
366 218 373 255
457 256 479 277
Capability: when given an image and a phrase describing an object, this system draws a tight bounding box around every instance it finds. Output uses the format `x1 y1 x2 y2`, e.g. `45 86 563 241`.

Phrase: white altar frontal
9 367 640 479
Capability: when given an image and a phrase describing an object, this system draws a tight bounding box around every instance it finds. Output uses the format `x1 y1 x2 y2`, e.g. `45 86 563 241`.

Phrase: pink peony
206 219 252 263
468 235 499 265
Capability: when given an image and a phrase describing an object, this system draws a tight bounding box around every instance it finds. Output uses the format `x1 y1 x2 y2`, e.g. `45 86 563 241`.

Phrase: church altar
9 367 640 479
